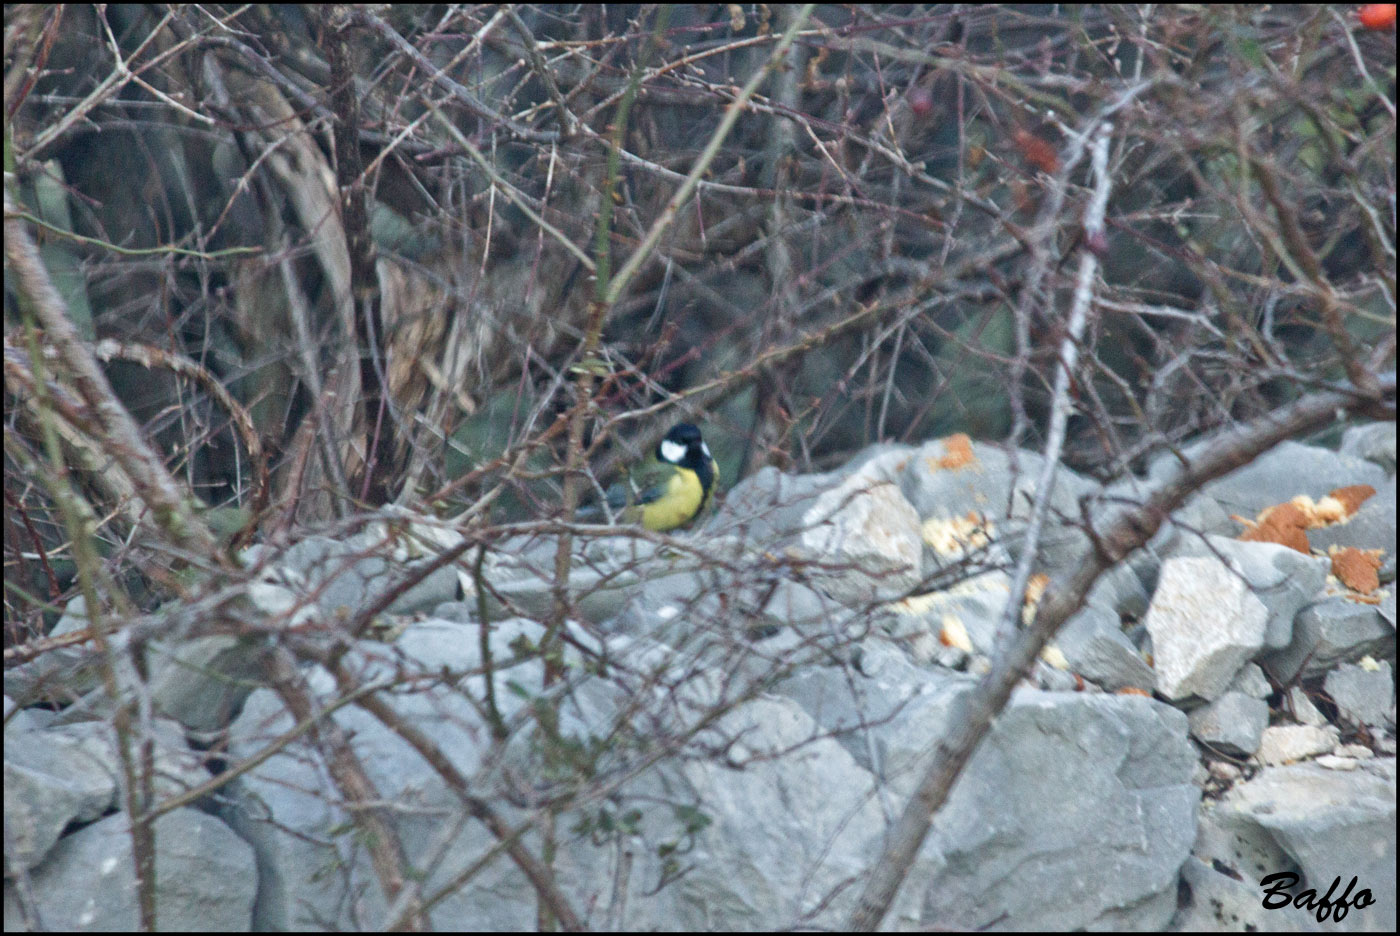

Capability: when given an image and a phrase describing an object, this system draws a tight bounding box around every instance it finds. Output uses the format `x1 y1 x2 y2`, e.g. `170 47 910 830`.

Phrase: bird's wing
572 462 669 521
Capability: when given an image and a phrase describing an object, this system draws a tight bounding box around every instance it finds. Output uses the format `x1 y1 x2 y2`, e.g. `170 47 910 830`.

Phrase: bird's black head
656 423 715 487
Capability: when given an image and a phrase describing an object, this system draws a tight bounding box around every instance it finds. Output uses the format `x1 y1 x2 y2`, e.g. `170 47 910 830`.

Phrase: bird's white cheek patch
701 442 712 460
660 439 686 464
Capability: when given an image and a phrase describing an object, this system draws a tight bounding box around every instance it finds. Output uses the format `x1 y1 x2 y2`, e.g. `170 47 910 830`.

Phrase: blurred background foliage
5 4 1395 634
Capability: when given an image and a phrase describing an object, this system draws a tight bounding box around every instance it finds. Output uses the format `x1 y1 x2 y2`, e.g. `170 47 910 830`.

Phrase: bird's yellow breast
637 467 709 531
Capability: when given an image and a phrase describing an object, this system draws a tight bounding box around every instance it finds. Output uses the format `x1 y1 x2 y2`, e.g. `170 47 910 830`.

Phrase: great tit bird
584 423 719 532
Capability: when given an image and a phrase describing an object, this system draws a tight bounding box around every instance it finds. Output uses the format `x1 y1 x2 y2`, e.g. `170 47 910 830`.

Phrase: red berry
1358 4 1396 30
908 87 933 118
